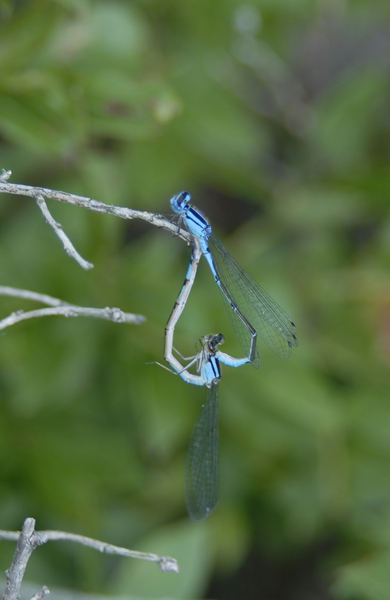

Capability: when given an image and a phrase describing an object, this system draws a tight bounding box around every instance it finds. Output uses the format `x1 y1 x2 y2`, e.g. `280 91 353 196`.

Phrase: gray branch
3 519 44 600
1 518 178 600
0 286 145 329
29 587 50 600
0 170 191 263
0 175 182 593
35 195 93 270
33 530 179 572
0 170 195 329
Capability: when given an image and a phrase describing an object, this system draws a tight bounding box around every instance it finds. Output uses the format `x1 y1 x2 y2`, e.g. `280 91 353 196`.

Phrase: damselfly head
206 333 225 353
170 191 191 213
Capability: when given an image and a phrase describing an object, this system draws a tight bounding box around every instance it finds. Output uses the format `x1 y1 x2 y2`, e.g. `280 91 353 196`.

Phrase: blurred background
0 0 390 598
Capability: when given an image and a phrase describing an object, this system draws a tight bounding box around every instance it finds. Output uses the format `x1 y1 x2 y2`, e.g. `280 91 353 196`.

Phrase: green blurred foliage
0 0 390 598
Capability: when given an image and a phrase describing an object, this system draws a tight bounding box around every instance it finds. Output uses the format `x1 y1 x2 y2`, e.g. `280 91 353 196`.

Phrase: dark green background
1 1 390 598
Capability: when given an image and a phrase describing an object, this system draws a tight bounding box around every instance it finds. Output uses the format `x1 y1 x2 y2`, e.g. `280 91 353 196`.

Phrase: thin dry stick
0 176 182 591
0 519 179 573
0 286 71 307
0 170 190 326
0 286 145 329
29 587 50 600
35 531 179 572
3 519 44 600
0 170 191 253
35 194 93 270
2 519 178 600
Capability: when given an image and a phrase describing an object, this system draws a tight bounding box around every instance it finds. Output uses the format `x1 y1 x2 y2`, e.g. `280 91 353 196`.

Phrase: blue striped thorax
202 355 221 384
200 333 225 386
170 191 212 240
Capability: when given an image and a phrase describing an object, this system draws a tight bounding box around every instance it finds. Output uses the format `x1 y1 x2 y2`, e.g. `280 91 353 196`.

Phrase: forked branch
0 169 191 268
2 518 178 600
0 286 145 330
0 169 192 330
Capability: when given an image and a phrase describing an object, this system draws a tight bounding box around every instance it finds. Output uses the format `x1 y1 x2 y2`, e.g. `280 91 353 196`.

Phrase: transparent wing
210 234 298 360
185 384 219 522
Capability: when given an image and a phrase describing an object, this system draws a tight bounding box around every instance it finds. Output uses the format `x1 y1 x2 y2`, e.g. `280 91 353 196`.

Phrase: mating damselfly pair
157 192 298 522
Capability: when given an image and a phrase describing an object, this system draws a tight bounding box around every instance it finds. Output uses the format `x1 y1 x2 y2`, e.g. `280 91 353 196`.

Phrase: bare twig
33 530 179 573
0 531 18 542
0 171 191 259
29 586 50 600
0 286 145 329
3 519 43 600
0 286 76 306
0 306 144 330
35 194 93 270
0 171 189 328
0 518 179 600
0 176 182 591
